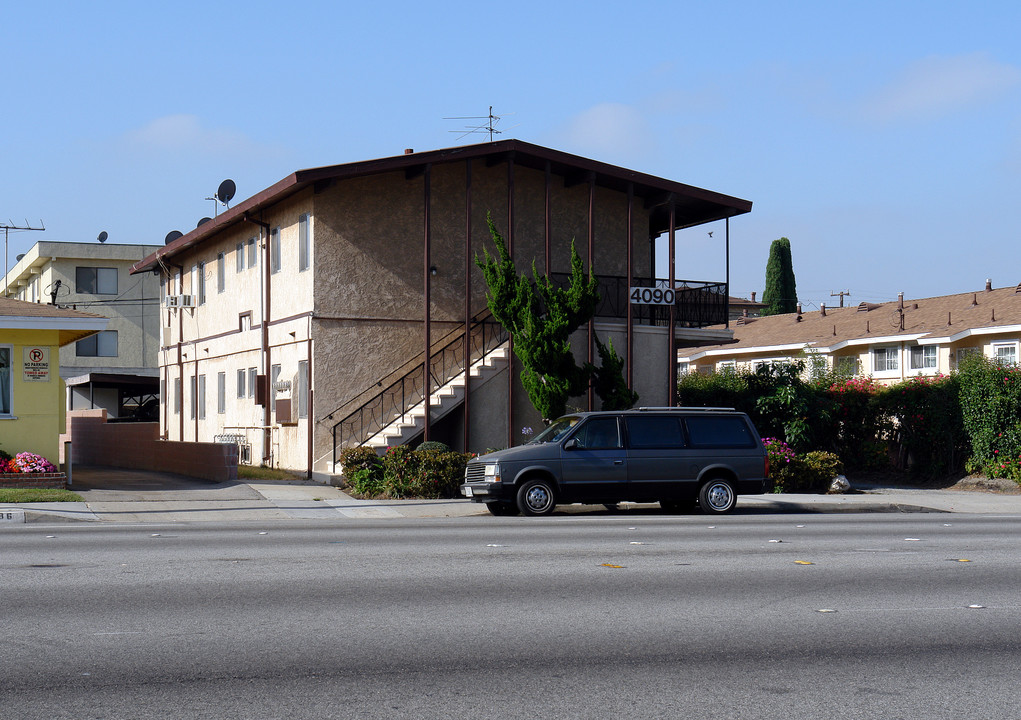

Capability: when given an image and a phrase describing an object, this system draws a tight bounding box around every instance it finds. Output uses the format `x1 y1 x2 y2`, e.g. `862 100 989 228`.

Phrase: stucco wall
0 329 65 464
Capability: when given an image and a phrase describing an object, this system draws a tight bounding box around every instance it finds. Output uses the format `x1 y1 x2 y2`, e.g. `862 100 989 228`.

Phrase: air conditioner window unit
164 296 180 308
179 294 195 307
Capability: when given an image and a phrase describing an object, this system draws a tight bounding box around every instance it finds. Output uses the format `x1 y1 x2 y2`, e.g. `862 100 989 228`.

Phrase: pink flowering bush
763 437 842 493
0 452 58 474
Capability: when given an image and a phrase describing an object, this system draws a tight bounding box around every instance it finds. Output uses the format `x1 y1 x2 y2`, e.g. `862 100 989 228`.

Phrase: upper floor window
236 241 245 273
247 237 258 268
873 347 899 373
298 214 311 272
196 261 207 305
76 267 117 295
270 228 281 274
76 330 118 357
217 252 226 293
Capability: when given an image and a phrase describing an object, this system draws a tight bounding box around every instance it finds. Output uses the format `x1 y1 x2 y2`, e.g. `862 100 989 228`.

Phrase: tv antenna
2 219 45 297
444 106 516 142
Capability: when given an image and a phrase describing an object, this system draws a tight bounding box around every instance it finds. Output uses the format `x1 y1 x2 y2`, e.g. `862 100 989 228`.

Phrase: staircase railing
330 311 507 464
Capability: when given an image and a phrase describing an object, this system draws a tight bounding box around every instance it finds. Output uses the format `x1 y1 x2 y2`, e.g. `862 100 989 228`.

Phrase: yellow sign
23 346 50 382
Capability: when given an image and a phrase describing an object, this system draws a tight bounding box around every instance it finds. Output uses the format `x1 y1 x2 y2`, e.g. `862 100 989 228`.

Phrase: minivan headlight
484 463 501 483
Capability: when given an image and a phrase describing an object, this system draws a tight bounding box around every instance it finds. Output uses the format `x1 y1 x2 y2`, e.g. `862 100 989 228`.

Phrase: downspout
307 316 313 480
244 213 272 463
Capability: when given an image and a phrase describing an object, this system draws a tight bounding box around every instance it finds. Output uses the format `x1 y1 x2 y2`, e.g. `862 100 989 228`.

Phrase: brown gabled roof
131 139 752 274
0 297 107 346
680 284 1021 359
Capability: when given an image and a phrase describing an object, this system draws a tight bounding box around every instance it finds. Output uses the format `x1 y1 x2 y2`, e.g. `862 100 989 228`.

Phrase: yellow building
0 297 106 464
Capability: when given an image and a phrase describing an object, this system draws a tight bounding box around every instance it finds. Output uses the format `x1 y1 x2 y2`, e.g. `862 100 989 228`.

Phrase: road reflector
794 560 814 565
600 563 625 569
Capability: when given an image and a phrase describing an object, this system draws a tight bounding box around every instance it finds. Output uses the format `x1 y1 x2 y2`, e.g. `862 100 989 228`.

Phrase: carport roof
132 139 752 274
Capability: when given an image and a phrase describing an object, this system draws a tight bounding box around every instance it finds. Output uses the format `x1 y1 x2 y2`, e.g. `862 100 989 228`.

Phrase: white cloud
123 114 268 156
553 103 655 160
863 53 1021 123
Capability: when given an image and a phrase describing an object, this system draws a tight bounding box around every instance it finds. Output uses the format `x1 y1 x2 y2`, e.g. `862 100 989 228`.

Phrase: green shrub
339 446 383 476
878 373 965 479
416 440 451 453
376 445 471 499
824 377 890 471
959 356 1021 481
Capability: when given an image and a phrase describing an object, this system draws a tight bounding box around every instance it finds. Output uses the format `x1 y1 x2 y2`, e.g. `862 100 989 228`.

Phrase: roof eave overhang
131 139 752 274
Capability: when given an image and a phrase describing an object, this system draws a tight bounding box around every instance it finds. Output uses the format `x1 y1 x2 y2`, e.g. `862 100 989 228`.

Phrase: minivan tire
517 478 557 516
486 501 520 516
699 478 737 514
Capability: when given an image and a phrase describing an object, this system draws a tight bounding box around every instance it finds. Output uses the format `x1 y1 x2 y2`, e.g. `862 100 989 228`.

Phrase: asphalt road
3 514 1021 719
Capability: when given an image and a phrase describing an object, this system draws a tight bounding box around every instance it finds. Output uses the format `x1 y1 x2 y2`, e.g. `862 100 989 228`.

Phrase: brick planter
0 473 68 490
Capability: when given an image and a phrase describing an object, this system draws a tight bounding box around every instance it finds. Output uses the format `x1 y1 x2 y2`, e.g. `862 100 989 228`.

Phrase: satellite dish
16 253 25 261
197 217 212 227
165 230 184 245
216 179 236 206
97 231 108 243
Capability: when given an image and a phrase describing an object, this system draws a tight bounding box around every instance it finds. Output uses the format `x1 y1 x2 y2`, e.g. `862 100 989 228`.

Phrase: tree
592 336 638 411
761 237 798 316
476 214 599 422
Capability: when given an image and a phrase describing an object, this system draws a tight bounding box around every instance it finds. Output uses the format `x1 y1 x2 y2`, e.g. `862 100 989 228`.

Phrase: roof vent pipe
986 278 993 292
898 292 904 309
820 303 826 317
972 293 978 306
404 148 414 154
751 291 756 302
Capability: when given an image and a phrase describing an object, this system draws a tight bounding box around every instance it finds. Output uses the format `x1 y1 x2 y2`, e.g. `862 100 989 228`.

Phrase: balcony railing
548 273 728 328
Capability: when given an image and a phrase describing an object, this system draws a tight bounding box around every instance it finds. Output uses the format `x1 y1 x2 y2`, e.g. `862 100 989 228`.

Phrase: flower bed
0 452 66 489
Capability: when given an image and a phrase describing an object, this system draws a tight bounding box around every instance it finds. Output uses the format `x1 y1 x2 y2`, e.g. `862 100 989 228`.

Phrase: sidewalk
3 467 1021 524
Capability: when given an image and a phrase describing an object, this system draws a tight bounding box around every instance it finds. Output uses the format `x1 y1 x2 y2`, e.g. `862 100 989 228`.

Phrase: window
685 416 756 449
835 356 858 375
993 343 1018 366
270 228 281 274
572 417 621 449
717 360 736 372
956 347 980 368
197 261 207 305
240 312 252 332
173 378 181 415
0 346 11 415
76 267 118 295
190 376 197 420
174 270 182 294
197 374 206 420
217 372 226 414
909 345 937 371
236 242 245 273
248 367 257 399
76 330 118 357
237 369 246 399
873 347 899 373
247 237 257 268
625 416 685 449
217 252 225 293
297 360 308 418
298 214 311 271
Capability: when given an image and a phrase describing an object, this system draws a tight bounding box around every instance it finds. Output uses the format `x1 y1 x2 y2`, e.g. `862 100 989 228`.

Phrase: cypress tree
761 237 798 316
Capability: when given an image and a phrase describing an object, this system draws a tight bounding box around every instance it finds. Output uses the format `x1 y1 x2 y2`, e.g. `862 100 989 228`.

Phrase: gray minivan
460 407 769 516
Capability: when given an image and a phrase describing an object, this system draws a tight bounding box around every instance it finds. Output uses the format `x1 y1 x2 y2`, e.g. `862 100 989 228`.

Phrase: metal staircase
327 312 508 470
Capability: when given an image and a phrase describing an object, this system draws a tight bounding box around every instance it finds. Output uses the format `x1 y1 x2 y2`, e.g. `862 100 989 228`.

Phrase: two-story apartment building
132 140 752 478
678 281 1021 381
3 241 161 417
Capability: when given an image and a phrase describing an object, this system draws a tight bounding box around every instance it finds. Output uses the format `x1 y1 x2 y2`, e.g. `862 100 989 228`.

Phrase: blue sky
3 0 1020 310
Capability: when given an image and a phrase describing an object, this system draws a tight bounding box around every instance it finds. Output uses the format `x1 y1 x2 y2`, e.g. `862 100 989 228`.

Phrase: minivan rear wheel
699 478 737 514
517 478 557 516
486 501 520 516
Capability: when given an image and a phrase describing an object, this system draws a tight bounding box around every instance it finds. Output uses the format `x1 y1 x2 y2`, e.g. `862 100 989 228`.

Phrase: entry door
559 416 626 502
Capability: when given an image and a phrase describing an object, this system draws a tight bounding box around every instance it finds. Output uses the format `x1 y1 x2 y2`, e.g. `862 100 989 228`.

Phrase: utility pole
830 290 851 308
2 220 46 296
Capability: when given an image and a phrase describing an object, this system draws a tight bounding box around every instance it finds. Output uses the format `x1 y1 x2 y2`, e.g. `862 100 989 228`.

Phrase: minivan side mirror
564 438 578 450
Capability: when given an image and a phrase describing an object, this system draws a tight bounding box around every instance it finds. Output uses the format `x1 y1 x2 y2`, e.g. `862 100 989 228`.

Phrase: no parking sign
23 346 50 382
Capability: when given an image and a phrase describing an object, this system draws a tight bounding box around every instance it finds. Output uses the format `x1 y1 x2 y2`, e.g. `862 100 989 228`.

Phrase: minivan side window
625 416 686 448
685 416 755 448
572 417 622 449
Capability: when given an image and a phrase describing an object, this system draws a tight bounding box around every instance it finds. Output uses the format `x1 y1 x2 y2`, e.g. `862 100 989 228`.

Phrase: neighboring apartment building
678 280 1021 381
2 241 161 417
131 140 752 478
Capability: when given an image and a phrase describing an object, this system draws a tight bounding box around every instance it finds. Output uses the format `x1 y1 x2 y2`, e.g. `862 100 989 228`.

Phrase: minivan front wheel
517 478 557 516
699 478 737 514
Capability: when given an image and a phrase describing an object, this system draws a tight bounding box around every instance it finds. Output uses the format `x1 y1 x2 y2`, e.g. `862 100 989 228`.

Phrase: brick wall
61 411 238 483
0 473 67 490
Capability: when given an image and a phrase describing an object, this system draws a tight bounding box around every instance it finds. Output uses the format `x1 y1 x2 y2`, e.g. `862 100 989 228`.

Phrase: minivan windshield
528 415 581 444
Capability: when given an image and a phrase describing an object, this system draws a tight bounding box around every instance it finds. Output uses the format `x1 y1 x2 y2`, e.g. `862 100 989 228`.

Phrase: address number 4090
629 287 675 305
